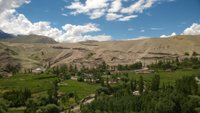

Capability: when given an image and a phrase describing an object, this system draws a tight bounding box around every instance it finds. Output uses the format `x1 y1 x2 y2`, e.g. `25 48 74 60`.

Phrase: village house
32 67 45 74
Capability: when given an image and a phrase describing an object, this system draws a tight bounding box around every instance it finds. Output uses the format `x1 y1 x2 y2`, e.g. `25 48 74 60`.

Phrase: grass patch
59 80 100 99
8 109 24 113
8 107 25 113
0 73 57 95
128 69 200 84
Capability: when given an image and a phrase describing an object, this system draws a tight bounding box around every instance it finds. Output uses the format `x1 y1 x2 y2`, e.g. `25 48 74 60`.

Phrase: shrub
77 76 84 82
36 104 60 113
184 52 189 56
3 89 31 107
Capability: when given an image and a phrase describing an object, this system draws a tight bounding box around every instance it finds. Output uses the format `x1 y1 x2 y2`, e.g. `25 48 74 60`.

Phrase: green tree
130 79 137 92
3 89 31 107
48 80 59 105
175 76 198 95
151 74 160 91
155 98 176 113
24 98 38 113
192 51 198 56
36 104 60 113
138 76 144 94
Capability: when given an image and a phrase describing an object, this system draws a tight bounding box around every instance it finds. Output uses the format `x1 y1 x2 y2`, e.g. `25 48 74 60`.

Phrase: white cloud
127 36 150 40
118 15 138 21
106 13 123 21
66 0 109 19
182 23 200 35
121 0 155 14
61 13 68 17
89 9 106 19
140 29 145 32
66 0 157 21
150 27 163 30
0 0 111 43
0 12 62 39
128 28 134 31
160 23 200 38
160 32 176 38
58 35 112 43
108 0 122 13
0 0 30 14
58 24 111 42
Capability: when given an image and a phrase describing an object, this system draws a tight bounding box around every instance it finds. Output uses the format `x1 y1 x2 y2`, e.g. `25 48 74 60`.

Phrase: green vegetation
128 69 200 84
148 57 200 71
151 74 160 91
0 72 99 113
59 80 99 99
8 108 24 113
117 62 142 71
184 52 189 56
0 99 8 113
0 73 57 94
1 57 200 113
138 76 144 94
3 89 31 107
80 57 200 113
81 76 200 113
192 51 199 56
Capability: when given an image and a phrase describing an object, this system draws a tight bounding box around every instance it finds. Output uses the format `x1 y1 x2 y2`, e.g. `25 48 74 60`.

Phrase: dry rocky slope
0 35 200 71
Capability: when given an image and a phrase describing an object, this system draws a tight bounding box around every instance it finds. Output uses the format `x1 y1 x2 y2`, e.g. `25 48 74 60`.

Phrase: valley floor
0 68 200 113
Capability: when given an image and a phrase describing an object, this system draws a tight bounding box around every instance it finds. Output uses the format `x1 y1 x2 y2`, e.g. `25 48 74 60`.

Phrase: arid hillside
0 35 200 71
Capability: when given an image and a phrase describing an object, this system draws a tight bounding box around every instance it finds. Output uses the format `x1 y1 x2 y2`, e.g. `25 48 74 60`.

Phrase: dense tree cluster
81 76 200 113
117 62 142 71
1 80 61 113
3 88 31 107
24 80 60 113
175 76 198 95
148 57 200 71
49 65 74 80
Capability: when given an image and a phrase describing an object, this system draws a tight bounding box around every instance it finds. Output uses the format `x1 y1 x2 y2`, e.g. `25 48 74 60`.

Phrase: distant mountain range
0 30 57 44
0 30 14 39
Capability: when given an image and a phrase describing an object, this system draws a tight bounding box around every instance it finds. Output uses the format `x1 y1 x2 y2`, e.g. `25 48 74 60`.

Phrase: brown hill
0 35 200 72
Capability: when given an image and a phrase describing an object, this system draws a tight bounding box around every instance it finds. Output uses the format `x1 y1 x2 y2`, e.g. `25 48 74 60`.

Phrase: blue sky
0 0 200 42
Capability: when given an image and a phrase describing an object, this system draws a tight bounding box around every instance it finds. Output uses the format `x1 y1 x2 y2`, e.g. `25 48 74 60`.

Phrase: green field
8 108 25 113
0 69 200 113
0 74 99 99
128 69 200 84
59 80 100 99
0 69 199 97
0 73 57 96
0 74 100 112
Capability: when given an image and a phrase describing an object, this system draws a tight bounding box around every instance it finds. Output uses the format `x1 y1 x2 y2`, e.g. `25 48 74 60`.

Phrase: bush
3 89 31 107
0 100 8 113
77 76 84 82
36 104 60 113
184 52 189 56
192 51 198 56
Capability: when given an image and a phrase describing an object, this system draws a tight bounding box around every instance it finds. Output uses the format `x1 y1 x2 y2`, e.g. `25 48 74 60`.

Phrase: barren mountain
0 30 14 39
0 35 200 72
2 34 57 44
